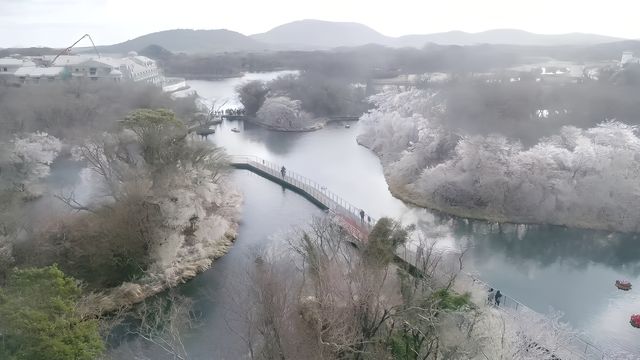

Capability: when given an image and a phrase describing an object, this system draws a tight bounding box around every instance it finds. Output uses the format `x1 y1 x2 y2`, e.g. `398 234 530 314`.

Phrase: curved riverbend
154 75 640 358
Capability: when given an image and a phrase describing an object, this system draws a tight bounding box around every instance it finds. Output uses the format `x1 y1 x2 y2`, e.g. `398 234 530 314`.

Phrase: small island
251 96 325 132
236 74 368 132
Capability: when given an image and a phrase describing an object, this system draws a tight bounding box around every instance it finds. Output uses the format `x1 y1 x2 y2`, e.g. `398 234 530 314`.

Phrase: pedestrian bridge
228 154 605 360
229 155 374 241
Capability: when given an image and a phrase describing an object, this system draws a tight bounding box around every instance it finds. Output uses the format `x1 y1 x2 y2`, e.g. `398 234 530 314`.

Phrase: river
157 72 640 358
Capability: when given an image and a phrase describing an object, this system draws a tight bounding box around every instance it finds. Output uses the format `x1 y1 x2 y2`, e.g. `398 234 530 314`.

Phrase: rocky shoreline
80 185 243 316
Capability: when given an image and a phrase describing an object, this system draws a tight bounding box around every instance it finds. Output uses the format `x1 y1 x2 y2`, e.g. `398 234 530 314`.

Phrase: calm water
172 74 640 358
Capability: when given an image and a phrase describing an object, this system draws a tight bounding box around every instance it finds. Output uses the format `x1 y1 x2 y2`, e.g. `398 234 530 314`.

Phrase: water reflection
448 220 640 354
242 123 303 155
449 220 640 275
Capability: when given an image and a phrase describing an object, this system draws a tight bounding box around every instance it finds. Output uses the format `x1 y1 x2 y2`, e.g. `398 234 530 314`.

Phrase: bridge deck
229 155 374 240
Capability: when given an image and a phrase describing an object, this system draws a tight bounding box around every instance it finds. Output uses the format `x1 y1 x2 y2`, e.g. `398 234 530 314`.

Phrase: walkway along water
230 155 374 240
228 154 607 360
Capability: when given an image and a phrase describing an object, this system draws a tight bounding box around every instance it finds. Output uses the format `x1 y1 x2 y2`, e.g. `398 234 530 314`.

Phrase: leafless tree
120 291 197 360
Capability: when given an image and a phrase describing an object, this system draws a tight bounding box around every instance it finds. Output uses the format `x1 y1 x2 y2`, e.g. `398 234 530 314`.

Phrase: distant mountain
0 47 59 57
96 29 269 54
87 21 627 55
251 19 392 49
395 29 624 47
251 21 624 49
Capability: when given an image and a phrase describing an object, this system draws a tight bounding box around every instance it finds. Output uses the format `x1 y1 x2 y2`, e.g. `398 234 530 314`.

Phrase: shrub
0 265 104 360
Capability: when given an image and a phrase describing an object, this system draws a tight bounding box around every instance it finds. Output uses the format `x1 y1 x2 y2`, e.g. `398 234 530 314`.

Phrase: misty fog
2 3 640 359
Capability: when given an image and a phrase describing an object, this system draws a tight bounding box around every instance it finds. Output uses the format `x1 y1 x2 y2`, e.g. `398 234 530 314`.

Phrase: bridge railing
229 155 376 237
464 273 606 360
402 245 607 359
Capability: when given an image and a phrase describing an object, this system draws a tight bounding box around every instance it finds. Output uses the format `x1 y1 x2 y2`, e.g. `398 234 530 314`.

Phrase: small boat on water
231 128 240 133
631 314 640 328
616 280 632 291
345 124 351 128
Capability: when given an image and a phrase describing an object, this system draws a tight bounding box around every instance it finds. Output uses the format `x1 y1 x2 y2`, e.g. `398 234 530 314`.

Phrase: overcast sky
1 0 638 47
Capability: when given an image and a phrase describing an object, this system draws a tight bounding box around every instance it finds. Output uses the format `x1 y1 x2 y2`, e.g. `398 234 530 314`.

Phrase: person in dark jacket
487 288 495 305
495 290 503 307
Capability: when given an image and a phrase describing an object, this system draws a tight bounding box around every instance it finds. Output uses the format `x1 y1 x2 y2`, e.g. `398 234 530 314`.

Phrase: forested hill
250 19 391 49
96 29 270 54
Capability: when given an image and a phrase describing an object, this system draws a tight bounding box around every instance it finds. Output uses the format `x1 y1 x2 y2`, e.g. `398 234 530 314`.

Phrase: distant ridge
82 20 626 54
252 21 624 49
96 29 269 54
251 19 391 49
395 29 624 47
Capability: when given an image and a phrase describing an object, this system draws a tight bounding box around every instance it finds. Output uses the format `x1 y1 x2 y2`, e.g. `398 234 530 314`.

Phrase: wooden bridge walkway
228 154 606 360
229 155 374 241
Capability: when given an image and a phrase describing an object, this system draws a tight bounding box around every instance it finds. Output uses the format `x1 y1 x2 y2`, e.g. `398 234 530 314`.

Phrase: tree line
358 81 640 232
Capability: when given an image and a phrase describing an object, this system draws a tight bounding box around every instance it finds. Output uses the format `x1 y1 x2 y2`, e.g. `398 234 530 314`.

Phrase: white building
49 52 163 84
0 58 37 82
122 53 163 85
1 52 164 86
13 67 66 83
621 51 640 66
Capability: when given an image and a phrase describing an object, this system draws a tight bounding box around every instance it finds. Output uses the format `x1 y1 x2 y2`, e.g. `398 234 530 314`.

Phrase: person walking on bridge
280 166 286 178
359 209 365 223
495 290 503 307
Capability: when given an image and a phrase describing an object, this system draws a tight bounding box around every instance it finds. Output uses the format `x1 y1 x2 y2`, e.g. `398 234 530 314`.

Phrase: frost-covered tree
57 109 233 288
0 132 61 280
256 96 316 130
0 132 61 197
359 88 640 232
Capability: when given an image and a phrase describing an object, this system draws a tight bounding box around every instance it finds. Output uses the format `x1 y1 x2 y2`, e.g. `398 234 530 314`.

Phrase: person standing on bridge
281 166 286 178
487 288 495 305
359 209 365 223
495 290 503 307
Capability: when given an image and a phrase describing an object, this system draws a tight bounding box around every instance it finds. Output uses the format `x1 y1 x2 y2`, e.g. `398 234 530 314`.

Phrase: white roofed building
621 51 640 67
2 53 164 86
0 58 37 83
119 53 163 85
66 58 125 82
13 67 66 83
0 52 164 87
61 53 162 84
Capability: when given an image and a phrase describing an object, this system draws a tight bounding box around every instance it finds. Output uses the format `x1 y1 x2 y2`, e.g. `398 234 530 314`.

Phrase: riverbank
79 180 243 315
245 115 326 132
358 137 634 234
